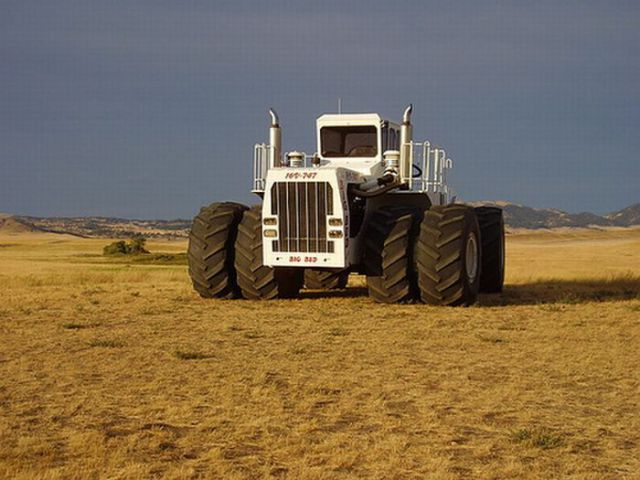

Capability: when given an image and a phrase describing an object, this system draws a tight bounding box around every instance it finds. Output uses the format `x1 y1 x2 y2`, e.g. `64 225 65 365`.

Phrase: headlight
263 229 278 238
328 230 343 239
328 218 343 227
263 217 277 226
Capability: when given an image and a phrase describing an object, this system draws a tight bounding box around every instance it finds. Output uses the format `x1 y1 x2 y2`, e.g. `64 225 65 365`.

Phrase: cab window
381 125 389 153
390 129 396 150
321 126 378 157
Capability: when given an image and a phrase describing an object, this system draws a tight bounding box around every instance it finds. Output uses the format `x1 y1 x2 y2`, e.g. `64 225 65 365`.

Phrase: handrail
255 139 454 203
399 141 454 201
253 143 276 192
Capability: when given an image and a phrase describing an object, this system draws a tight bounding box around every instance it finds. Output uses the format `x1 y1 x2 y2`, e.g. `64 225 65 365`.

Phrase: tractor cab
315 114 401 173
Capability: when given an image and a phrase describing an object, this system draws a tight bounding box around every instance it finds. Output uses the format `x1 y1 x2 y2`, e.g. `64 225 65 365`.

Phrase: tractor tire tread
187 202 247 298
364 205 420 304
475 206 505 293
414 204 480 306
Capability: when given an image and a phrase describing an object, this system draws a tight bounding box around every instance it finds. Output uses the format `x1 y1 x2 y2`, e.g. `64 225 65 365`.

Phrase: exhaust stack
269 108 282 167
400 104 413 182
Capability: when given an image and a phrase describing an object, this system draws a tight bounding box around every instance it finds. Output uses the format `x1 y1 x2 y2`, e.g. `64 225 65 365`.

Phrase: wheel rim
465 233 479 283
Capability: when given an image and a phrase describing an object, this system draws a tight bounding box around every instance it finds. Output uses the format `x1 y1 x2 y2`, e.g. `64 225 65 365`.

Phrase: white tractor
188 105 505 305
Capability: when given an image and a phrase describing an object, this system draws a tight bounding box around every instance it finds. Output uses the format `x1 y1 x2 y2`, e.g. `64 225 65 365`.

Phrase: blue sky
1 0 638 218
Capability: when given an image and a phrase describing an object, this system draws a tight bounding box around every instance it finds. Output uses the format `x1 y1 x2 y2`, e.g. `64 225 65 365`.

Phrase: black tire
363 205 419 303
303 269 349 290
475 206 505 293
188 202 248 299
234 205 303 300
414 204 481 306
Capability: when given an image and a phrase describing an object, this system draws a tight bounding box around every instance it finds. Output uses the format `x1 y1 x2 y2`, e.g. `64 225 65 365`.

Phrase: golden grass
0 230 639 479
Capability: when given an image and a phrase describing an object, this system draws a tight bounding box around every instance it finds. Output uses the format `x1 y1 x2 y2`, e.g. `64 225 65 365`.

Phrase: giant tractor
188 105 505 305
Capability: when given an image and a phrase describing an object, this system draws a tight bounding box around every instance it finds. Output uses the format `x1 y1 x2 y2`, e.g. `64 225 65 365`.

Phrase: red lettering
284 172 317 180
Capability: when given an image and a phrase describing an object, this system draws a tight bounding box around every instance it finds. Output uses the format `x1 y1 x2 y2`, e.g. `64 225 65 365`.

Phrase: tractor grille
270 181 334 253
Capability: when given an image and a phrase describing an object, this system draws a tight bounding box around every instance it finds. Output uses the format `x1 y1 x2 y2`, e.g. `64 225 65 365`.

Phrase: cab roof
316 113 399 129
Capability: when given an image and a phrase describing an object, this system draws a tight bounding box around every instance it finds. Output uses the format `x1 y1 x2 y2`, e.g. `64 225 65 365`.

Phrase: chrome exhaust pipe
400 104 413 182
269 108 282 167
402 104 413 125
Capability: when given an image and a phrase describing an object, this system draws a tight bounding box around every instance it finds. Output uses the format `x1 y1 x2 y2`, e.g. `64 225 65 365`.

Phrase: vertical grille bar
315 182 320 253
289 183 297 252
285 182 290 252
271 180 278 215
317 183 327 253
277 183 287 251
305 182 310 253
309 182 317 252
295 183 304 252
298 182 307 252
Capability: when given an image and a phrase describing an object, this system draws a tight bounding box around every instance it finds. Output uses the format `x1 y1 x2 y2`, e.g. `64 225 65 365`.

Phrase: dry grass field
0 228 639 479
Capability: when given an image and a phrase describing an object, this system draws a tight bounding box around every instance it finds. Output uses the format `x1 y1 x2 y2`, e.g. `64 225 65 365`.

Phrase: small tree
103 240 128 256
103 236 150 256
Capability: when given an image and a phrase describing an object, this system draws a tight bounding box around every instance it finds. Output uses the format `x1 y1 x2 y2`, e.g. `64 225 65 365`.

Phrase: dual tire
187 202 247 299
364 204 505 306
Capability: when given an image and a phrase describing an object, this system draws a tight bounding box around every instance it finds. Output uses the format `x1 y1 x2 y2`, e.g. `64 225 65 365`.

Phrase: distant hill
4 202 639 238
607 203 640 226
18 216 190 239
475 202 620 229
454 201 640 229
0 214 43 234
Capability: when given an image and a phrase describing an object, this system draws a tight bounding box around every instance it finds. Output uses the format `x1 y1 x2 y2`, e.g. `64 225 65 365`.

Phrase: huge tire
304 269 350 290
363 205 419 303
475 206 505 293
188 202 247 299
414 204 481 306
234 206 303 300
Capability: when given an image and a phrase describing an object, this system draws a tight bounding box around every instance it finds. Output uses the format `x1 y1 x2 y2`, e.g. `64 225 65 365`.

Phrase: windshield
320 126 378 157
